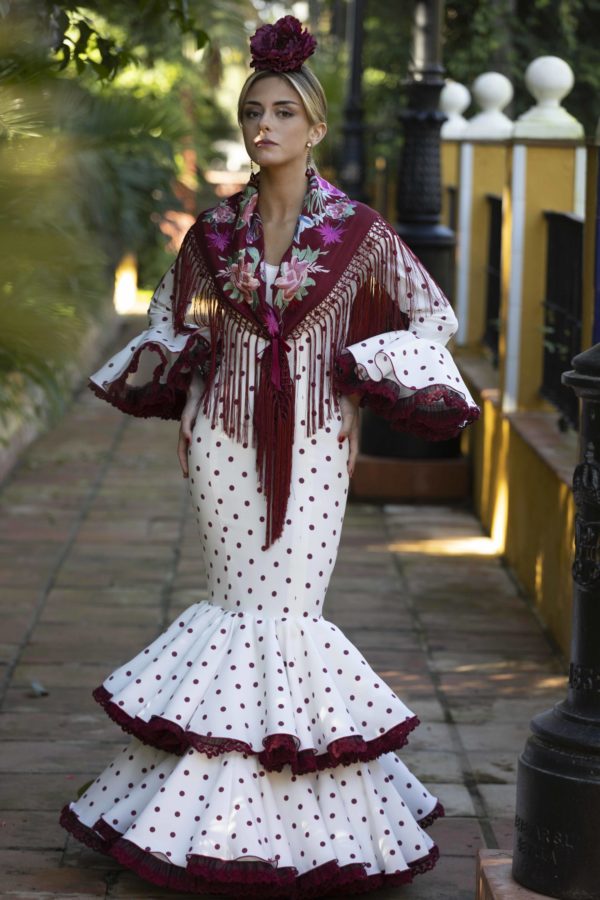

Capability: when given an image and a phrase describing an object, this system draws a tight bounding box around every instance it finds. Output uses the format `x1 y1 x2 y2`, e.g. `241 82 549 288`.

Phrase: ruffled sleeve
88 265 211 421
334 227 480 441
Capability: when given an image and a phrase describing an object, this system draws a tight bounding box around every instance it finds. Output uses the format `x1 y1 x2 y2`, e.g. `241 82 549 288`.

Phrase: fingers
347 415 360 477
336 396 360 476
337 410 356 443
177 434 189 478
337 394 360 442
178 422 192 478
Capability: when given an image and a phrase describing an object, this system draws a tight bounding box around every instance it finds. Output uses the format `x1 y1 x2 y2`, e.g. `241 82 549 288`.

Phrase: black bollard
512 343 600 899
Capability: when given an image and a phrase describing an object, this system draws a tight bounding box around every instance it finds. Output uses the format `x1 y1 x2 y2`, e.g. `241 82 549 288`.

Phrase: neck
257 160 309 224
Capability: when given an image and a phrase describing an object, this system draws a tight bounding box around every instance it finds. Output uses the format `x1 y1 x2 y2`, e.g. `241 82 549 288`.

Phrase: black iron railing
483 194 502 367
541 211 583 430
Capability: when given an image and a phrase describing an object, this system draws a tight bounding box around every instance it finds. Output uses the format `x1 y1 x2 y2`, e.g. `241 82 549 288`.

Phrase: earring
305 141 313 174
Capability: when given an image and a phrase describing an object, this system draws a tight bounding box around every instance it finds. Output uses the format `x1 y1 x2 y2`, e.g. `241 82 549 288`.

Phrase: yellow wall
466 376 575 657
460 140 595 657
441 141 459 228
504 426 575 652
470 388 505 542
517 146 578 410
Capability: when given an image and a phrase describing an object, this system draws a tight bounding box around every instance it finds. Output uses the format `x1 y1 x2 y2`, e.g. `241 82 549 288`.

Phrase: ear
309 122 327 146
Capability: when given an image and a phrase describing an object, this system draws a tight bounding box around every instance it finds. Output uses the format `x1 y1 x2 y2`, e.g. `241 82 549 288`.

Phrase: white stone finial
464 72 514 140
440 80 471 139
513 56 584 139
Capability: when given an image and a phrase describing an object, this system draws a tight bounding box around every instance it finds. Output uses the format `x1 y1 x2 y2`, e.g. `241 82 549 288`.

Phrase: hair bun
249 15 317 73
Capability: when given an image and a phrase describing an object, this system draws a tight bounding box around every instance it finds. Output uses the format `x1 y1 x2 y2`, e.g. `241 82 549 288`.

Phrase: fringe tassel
253 342 295 549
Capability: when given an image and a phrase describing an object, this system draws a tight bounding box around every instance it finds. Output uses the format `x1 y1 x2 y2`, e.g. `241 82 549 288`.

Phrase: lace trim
89 331 211 421
418 800 445 829
93 685 420 774
334 350 480 441
60 804 440 898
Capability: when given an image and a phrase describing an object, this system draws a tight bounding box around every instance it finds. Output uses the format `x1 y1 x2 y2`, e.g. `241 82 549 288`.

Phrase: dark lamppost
512 342 600 898
339 0 368 202
395 0 454 294
361 0 461 464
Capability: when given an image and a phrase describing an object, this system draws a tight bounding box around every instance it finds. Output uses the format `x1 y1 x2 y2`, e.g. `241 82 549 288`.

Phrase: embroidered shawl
169 170 449 545
89 170 471 547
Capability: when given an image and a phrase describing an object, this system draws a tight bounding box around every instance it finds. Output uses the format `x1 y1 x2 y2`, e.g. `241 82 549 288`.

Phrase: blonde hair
237 65 327 128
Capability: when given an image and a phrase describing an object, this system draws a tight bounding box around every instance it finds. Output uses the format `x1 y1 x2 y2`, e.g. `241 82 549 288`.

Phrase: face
240 75 326 171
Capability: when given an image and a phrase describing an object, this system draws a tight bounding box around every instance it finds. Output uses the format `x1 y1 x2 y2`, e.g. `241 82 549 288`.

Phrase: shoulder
351 201 391 232
347 202 399 254
196 189 244 227
317 184 387 238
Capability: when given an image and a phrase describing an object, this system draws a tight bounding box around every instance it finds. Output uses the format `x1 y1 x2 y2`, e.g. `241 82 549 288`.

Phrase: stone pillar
453 72 513 347
501 57 585 414
440 79 470 139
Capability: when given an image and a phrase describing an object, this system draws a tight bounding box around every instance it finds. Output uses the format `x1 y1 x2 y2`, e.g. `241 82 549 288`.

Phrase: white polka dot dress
62 264 456 897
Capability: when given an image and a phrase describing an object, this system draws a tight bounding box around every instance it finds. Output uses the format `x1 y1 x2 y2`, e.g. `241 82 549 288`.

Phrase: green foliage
13 0 210 81
0 0 239 428
0 76 111 425
362 0 413 162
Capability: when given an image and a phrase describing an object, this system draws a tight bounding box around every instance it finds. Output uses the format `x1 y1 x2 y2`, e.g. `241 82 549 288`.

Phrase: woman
60 16 479 897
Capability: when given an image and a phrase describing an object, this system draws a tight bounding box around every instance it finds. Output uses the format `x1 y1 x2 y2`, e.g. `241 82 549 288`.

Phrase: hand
337 393 360 477
178 396 201 478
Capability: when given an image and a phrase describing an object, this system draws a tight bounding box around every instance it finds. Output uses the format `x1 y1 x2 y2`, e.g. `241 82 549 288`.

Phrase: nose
258 111 271 131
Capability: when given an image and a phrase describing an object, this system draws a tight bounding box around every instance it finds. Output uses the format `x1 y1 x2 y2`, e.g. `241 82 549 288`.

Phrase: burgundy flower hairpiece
250 15 317 73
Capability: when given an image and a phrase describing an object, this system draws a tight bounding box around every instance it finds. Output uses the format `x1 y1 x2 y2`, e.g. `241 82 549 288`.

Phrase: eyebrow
243 99 300 107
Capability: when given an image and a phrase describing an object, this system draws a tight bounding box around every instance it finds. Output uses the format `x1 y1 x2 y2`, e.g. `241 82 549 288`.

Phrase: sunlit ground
374 535 500 556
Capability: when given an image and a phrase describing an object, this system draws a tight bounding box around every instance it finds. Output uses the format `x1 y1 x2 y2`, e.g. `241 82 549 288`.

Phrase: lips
256 140 277 147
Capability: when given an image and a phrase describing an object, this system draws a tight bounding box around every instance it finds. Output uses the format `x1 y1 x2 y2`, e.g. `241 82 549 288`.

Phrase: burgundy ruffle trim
333 350 480 441
88 330 212 421
60 804 440 899
417 800 445 829
93 684 420 774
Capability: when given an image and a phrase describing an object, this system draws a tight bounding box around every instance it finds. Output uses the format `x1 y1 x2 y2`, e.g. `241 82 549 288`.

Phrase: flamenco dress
60 173 480 897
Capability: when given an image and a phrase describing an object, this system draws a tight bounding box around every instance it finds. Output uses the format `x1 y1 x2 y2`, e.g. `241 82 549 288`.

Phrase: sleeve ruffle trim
334 331 480 442
88 329 212 421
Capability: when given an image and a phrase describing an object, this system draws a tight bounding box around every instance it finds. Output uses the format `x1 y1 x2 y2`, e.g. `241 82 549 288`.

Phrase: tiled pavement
0 324 567 899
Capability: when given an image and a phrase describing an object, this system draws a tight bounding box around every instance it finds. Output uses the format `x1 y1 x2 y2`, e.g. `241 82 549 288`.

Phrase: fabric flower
316 222 345 246
207 232 230 252
211 204 236 224
325 200 353 220
250 15 317 73
230 258 260 302
239 192 258 227
274 255 310 303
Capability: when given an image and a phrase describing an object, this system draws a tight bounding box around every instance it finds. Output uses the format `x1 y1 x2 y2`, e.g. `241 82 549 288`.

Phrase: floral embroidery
205 170 357 311
207 232 230 252
274 256 310 305
237 191 259 230
316 222 346 246
220 248 261 305
324 199 355 221
273 246 327 307
204 202 236 225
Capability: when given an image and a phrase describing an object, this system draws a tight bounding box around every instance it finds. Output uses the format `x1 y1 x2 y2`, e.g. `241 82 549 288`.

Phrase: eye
277 109 293 117
243 109 260 119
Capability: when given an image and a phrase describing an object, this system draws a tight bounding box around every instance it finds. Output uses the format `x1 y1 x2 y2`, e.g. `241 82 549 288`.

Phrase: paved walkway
0 321 566 898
